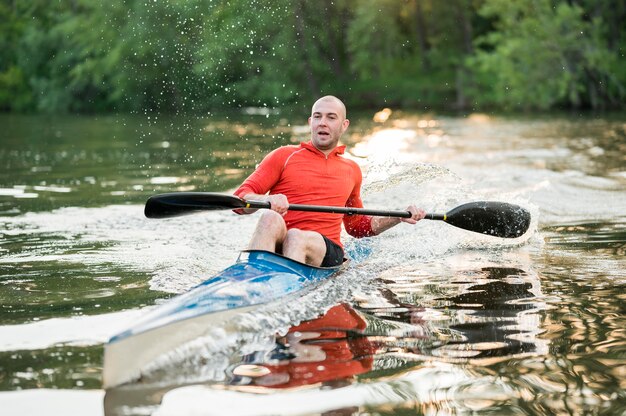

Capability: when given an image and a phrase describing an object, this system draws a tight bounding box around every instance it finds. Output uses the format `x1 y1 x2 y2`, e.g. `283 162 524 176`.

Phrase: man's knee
258 210 284 226
256 211 287 234
283 229 326 266
284 228 305 247
284 229 324 251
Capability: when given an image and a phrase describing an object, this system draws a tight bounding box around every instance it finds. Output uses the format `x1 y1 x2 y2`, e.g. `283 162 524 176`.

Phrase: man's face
308 99 349 153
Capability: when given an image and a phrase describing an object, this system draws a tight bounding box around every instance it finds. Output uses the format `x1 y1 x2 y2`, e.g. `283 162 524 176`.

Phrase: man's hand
400 205 426 224
240 193 289 215
266 194 289 215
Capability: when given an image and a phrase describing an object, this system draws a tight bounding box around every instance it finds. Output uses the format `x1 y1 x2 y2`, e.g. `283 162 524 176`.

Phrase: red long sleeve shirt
234 141 373 247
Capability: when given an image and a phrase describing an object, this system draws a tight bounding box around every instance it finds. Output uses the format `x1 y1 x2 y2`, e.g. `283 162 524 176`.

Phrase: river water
0 111 624 415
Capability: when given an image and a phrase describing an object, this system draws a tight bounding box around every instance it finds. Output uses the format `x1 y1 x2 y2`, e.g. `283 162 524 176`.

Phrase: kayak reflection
361 265 546 362
230 265 545 390
231 303 377 389
104 266 546 415
433 267 543 359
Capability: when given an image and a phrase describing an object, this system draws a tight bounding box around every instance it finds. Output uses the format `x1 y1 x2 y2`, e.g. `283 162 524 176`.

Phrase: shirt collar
300 141 346 156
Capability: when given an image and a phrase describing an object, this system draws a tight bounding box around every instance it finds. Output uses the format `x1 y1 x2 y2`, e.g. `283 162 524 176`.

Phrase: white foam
154 363 477 416
0 389 104 416
0 309 146 351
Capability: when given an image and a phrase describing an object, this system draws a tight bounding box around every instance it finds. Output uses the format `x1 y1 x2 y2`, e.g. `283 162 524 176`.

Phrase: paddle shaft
244 199 444 220
144 192 530 238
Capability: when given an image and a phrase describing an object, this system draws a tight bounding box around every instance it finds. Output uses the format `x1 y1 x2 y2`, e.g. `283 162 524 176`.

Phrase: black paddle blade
445 201 531 238
144 192 246 218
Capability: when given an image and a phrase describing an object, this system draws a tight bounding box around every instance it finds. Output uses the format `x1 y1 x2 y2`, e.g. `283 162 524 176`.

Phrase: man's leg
248 211 288 252
282 229 327 266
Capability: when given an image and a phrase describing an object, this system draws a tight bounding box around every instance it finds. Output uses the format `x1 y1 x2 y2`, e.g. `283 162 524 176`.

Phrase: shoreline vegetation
1 0 624 114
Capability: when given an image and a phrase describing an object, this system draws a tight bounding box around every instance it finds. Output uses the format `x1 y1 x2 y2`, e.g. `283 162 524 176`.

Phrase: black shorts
321 235 344 267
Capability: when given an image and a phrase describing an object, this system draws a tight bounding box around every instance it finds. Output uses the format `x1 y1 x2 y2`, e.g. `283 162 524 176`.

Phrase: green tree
347 0 404 79
192 0 298 108
0 0 623 113
469 0 624 109
0 1 37 111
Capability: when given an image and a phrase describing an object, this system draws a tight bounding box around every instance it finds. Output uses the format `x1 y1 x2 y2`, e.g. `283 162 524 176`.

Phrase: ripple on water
2 113 626 415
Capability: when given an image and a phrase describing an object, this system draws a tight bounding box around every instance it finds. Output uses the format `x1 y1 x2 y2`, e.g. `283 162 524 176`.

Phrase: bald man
234 96 424 266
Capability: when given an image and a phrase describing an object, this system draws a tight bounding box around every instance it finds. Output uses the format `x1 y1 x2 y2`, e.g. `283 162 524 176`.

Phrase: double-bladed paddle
144 192 531 238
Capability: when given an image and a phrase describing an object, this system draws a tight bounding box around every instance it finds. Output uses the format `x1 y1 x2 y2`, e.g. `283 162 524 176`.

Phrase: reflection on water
1 112 625 415
231 304 375 389
0 113 302 216
361 264 546 364
104 263 551 415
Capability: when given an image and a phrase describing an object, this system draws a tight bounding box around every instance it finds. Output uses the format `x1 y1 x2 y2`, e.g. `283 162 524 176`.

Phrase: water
0 111 624 415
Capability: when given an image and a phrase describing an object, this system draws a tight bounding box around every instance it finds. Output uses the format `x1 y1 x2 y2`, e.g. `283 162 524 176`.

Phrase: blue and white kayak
102 250 345 388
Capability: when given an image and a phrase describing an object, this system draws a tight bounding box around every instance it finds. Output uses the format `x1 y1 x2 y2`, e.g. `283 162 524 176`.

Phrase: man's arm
234 147 292 214
343 162 425 237
370 205 425 235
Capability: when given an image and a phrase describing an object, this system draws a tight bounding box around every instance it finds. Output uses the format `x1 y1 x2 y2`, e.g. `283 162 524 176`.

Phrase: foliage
193 0 297 108
0 0 623 113
469 0 624 109
347 0 404 79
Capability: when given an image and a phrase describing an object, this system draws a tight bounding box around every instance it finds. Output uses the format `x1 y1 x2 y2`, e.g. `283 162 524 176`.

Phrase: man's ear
342 119 350 132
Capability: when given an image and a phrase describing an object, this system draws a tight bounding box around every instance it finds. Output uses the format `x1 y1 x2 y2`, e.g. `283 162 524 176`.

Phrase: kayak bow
102 250 345 388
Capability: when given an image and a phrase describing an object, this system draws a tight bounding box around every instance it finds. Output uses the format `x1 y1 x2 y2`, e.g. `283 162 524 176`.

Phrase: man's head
308 95 350 154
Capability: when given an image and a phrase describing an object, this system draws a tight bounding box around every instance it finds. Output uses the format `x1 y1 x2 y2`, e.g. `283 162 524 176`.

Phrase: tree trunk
294 0 320 97
413 0 431 71
323 0 345 78
455 0 474 109
456 0 473 55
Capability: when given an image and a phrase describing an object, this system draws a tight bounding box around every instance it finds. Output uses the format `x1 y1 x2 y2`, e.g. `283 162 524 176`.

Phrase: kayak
102 250 346 388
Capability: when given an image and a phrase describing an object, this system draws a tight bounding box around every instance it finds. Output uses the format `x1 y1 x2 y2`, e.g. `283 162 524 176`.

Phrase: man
234 95 425 267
